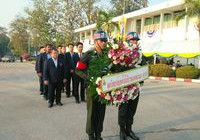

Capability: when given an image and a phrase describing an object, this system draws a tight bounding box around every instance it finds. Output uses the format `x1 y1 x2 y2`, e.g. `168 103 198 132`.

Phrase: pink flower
100 92 106 98
117 93 122 101
123 94 128 101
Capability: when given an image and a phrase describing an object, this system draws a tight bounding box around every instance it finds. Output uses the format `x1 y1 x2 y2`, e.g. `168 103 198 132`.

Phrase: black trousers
86 95 106 135
48 82 62 104
43 83 48 98
66 73 75 96
39 76 43 93
74 75 85 101
118 94 140 127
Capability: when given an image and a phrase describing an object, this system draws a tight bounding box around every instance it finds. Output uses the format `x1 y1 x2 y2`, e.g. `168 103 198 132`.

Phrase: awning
140 40 200 58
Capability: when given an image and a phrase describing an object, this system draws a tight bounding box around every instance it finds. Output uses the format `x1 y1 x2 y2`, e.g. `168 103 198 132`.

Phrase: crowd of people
35 30 142 140
35 42 86 108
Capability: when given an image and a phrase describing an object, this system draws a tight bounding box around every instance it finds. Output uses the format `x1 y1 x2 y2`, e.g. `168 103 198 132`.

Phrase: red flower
100 92 106 98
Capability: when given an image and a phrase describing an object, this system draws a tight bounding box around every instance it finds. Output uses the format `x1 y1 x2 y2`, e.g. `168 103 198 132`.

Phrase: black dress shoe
81 99 86 102
40 92 43 95
126 131 140 140
120 132 128 140
76 100 80 104
44 95 48 100
48 103 53 108
88 134 95 140
66 94 70 98
56 102 63 106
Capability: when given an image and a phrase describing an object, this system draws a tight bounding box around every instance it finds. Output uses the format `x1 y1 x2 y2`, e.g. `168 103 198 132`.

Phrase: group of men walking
35 30 142 140
35 42 86 108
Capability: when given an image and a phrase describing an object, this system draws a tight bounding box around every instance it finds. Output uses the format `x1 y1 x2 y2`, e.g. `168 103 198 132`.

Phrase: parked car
1 55 15 62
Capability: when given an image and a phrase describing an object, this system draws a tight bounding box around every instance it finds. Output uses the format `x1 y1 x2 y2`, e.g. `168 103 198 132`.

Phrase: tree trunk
198 30 200 69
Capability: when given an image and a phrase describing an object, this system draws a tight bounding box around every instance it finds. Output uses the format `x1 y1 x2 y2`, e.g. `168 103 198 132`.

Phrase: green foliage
96 10 120 36
0 28 10 56
176 0 200 31
88 48 111 97
176 66 200 79
110 0 148 16
9 17 29 56
149 64 174 77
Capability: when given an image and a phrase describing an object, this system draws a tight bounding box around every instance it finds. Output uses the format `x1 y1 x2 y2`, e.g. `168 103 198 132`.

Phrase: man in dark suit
65 43 76 98
43 49 67 108
58 45 66 93
35 46 45 95
37 44 52 100
74 42 85 103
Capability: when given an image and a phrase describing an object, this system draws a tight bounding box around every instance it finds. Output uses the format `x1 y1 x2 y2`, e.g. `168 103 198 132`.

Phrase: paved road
0 62 200 140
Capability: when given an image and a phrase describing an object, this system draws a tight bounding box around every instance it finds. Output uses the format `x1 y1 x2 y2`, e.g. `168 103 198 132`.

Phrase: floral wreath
88 38 142 106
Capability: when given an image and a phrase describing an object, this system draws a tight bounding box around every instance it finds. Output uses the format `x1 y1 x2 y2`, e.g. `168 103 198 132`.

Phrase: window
153 15 160 24
164 13 172 22
145 18 153 25
136 19 141 34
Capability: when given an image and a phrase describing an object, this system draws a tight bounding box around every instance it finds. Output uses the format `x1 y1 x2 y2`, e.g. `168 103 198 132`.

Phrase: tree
110 0 148 16
26 0 52 46
176 0 200 42
9 17 29 56
175 0 200 68
96 11 119 37
0 27 10 56
79 0 98 25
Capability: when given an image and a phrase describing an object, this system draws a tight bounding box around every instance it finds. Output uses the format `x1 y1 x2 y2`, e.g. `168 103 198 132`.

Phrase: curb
149 76 200 83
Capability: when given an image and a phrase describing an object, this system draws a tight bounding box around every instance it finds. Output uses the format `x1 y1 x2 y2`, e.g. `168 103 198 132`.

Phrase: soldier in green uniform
118 32 143 140
76 30 108 140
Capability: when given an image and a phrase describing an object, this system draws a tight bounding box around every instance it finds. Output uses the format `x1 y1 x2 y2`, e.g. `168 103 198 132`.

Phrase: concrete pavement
0 62 200 140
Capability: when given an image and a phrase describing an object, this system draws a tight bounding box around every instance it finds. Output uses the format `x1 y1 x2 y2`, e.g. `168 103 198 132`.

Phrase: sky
0 0 168 29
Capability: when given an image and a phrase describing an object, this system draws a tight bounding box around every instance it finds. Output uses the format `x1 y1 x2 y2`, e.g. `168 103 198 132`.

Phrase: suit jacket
58 53 65 63
43 58 66 83
35 54 40 72
65 52 79 75
37 53 50 74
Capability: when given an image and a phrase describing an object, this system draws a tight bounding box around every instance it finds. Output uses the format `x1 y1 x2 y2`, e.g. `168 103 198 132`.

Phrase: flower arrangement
90 40 143 106
108 41 142 67
96 77 140 106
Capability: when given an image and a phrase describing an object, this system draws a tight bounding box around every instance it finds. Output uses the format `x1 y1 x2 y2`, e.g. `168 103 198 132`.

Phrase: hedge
176 66 200 79
149 64 174 77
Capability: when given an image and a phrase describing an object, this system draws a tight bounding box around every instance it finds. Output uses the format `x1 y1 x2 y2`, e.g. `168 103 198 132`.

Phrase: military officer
76 30 108 140
118 32 143 140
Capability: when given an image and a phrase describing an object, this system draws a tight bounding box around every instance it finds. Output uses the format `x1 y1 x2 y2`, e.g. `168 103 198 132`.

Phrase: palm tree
176 0 200 43
176 0 200 68
96 10 120 37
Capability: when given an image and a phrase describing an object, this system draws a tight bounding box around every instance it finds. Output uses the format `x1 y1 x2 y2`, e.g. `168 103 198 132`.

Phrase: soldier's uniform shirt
75 48 106 135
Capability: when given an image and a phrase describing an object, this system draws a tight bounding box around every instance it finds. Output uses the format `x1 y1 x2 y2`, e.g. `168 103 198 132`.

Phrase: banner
117 16 127 40
101 65 149 92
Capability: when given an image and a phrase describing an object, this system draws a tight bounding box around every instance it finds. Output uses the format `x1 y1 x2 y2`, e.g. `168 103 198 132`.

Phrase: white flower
120 62 125 66
132 44 137 49
116 91 121 95
96 88 102 95
120 56 124 60
124 42 129 48
105 94 111 100
113 56 117 60
108 54 112 58
113 60 118 65
112 44 119 50
95 77 102 85
111 91 115 96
